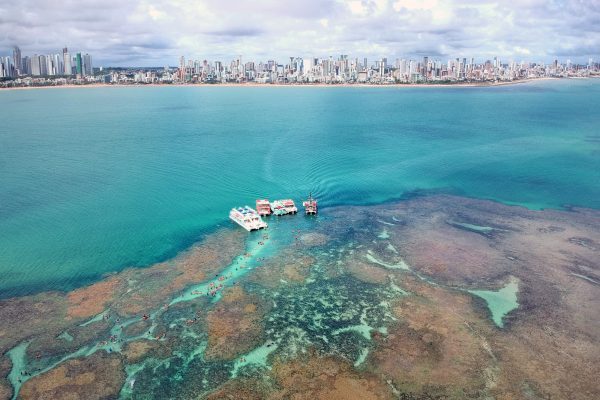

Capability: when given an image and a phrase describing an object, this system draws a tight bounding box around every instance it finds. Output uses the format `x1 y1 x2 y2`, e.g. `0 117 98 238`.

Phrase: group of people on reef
257 233 270 246
81 240 284 357
17 369 32 383
207 280 225 296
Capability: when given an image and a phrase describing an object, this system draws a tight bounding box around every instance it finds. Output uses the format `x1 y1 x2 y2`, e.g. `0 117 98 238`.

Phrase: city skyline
1 0 599 66
2 44 597 88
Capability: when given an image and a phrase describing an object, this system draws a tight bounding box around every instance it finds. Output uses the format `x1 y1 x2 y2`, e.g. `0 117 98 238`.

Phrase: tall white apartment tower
63 47 72 75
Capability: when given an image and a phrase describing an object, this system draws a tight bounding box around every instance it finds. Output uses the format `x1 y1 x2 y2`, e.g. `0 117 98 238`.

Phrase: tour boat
302 193 318 215
271 199 298 216
229 206 268 231
256 199 272 216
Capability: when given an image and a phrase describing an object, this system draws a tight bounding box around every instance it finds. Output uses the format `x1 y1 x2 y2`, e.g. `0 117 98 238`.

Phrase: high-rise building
0 57 10 78
179 56 185 81
76 53 83 76
83 53 92 75
12 46 22 75
39 55 48 75
54 54 63 76
31 54 40 76
46 55 54 76
21 56 30 75
63 47 72 75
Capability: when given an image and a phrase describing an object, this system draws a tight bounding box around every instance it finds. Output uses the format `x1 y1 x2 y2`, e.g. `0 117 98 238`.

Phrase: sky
1 0 599 66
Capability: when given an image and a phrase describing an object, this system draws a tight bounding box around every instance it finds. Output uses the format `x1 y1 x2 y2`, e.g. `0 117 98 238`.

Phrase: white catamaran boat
271 199 298 216
229 206 268 231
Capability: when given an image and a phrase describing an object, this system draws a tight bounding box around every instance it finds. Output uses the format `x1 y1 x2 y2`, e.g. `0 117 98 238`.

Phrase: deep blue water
0 79 599 298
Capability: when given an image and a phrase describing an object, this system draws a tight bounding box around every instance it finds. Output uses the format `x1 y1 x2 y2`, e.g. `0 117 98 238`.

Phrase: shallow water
1 80 600 298
469 278 520 328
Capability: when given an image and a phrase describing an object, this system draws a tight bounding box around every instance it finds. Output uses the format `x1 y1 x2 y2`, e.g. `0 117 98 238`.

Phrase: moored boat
229 206 268 231
271 199 298 216
303 193 318 215
256 199 272 216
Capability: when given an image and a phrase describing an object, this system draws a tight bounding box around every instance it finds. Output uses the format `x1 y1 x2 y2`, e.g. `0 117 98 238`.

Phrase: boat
302 193 318 215
256 199 272 216
271 199 298 216
229 206 268 231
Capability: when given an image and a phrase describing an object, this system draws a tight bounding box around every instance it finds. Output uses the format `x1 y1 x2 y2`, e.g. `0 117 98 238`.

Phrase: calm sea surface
1 80 599 297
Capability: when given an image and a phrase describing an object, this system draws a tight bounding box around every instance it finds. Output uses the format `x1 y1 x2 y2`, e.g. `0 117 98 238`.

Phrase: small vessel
229 206 268 231
302 193 318 215
256 199 272 216
271 199 298 216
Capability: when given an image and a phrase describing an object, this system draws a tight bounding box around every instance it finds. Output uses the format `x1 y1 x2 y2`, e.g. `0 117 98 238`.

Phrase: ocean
1 79 599 298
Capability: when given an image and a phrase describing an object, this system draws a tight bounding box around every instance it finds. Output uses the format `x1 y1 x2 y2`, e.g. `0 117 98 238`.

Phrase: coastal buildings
169 54 598 85
1 46 598 88
0 46 94 79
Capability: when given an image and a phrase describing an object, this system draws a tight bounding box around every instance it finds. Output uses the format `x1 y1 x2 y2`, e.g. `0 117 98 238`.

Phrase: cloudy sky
1 0 598 66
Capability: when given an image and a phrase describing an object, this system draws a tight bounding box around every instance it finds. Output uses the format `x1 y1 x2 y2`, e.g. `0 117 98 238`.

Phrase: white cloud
0 0 598 65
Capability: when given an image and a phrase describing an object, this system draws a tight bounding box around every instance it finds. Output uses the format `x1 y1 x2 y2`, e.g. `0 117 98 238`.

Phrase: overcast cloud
1 0 599 66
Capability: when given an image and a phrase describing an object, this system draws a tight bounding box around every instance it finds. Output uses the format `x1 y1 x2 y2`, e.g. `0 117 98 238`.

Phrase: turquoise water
1 80 599 297
469 278 520 328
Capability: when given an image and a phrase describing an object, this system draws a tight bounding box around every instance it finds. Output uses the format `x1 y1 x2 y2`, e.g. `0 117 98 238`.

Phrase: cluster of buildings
175 55 598 84
0 46 93 79
1 46 598 88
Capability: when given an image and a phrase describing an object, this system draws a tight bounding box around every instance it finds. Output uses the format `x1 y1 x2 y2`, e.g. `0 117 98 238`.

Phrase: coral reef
19 351 125 400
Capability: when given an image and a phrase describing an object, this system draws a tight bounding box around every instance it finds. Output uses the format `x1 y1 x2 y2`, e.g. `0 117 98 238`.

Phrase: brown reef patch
345 259 390 284
204 286 269 361
205 378 271 400
121 319 152 337
208 352 393 399
26 319 112 361
66 276 122 319
19 351 125 400
269 352 393 400
0 292 69 353
370 277 492 398
0 356 12 400
122 340 161 363
248 251 314 288
491 323 600 400
366 195 600 399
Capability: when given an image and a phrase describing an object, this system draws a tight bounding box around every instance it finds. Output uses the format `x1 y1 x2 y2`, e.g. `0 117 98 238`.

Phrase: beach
0 76 569 91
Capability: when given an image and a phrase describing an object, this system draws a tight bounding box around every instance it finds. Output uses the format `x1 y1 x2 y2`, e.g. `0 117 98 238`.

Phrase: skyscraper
83 54 92 75
63 47 72 75
21 56 30 75
179 56 185 81
39 55 48 75
0 57 10 78
31 54 40 76
76 53 83 76
12 46 22 75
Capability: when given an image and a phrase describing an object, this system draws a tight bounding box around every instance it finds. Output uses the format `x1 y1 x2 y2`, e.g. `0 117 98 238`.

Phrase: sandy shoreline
0 77 579 91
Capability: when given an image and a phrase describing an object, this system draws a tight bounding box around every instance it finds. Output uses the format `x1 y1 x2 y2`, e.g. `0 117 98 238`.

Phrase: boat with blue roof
229 206 268 231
